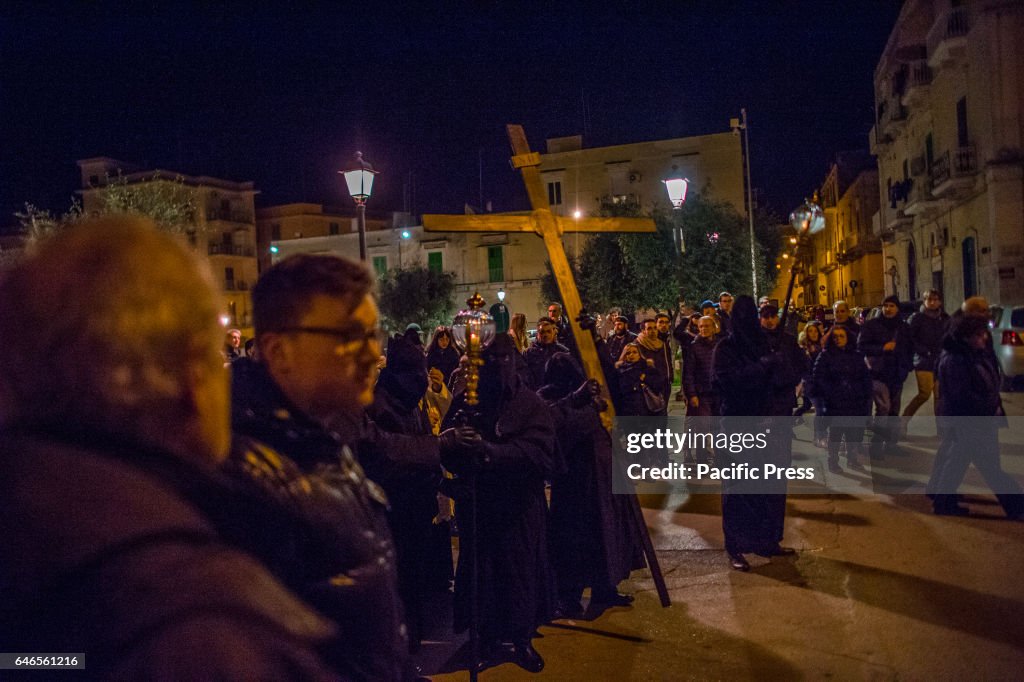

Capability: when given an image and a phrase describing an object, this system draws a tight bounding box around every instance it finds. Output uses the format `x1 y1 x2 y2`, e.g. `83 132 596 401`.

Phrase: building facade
870 0 1024 306
77 157 259 332
538 132 747 219
798 152 885 309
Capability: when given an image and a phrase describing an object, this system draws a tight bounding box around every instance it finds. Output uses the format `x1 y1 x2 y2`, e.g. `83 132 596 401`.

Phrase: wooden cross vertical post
423 124 671 608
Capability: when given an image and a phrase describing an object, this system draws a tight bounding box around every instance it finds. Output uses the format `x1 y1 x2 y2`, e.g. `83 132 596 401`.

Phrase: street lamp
780 197 826 328
731 108 758 299
398 227 412 268
340 151 378 261
663 176 689 253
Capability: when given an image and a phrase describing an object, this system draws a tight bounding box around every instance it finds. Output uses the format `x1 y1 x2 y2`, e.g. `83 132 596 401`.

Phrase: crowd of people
1 216 1020 680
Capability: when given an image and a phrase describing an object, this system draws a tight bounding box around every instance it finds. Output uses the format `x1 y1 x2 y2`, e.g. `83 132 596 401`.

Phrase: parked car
989 305 1024 390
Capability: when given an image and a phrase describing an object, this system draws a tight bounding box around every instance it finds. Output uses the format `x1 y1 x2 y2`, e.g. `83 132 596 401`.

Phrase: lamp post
780 196 826 329
731 109 758 299
340 151 377 262
398 228 411 268
662 176 689 254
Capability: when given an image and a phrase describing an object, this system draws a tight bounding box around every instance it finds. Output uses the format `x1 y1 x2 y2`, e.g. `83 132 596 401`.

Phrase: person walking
813 326 873 472
902 289 949 434
858 295 912 458
930 315 1023 518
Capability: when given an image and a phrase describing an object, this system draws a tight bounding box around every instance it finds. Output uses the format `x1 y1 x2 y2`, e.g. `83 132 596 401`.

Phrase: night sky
1 2 902 231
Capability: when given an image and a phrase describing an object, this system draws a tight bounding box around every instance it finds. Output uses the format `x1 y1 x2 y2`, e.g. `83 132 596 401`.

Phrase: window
271 224 281 241
547 181 562 206
487 246 504 283
962 237 977 299
329 222 340 236
956 97 969 147
225 267 235 290
373 256 388 277
427 251 443 273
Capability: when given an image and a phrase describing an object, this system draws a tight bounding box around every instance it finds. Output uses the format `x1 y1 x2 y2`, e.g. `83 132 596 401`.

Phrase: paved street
428 375 1024 679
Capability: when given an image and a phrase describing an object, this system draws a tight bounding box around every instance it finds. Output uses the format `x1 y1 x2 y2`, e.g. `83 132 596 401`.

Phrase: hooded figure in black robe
539 353 643 617
366 333 452 650
712 295 797 571
441 334 556 673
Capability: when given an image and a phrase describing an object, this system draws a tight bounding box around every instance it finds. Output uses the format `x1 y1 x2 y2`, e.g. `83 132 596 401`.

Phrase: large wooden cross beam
424 125 670 608
422 124 656 426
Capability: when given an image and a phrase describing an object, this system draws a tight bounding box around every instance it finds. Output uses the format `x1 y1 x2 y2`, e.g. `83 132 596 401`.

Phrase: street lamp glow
573 209 582 219
497 288 505 302
341 152 377 204
219 314 231 327
269 245 279 254
401 230 411 239
662 177 689 209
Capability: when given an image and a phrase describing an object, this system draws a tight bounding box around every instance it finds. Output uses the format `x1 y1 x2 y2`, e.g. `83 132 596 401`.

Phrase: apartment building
870 0 1024 305
77 157 259 331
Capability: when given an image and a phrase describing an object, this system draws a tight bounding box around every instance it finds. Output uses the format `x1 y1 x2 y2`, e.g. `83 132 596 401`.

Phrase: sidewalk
428 375 1024 679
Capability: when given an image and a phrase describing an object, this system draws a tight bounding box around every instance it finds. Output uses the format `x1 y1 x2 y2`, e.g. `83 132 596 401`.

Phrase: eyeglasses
275 326 379 356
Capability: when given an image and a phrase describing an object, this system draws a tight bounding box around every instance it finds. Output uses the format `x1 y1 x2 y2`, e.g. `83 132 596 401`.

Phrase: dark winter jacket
615 359 666 416
607 329 638 364
907 306 951 372
858 314 912 386
229 358 411 681
683 334 719 399
764 327 806 415
936 325 1002 417
523 340 570 389
0 428 340 681
426 345 461 383
812 345 873 416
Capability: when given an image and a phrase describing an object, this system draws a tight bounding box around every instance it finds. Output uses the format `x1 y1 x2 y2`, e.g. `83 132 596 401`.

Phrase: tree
556 192 782 314
377 265 458 334
17 173 199 244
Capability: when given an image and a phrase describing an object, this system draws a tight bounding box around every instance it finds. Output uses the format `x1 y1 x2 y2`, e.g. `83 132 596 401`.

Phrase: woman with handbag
615 343 666 416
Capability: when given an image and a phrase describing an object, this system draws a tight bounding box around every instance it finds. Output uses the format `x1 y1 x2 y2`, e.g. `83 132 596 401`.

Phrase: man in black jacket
606 315 638 363
523 317 570 389
229 253 426 680
0 218 340 680
902 289 950 432
859 295 913 456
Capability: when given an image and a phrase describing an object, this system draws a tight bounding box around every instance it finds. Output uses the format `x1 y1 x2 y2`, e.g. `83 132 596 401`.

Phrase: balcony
904 181 942 218
869 125 892 154
928 6 970 70
206 208 254 224
930 146 977 198
900 60 932 108
208 243 255 257
224 280 251 292
880 96 908 139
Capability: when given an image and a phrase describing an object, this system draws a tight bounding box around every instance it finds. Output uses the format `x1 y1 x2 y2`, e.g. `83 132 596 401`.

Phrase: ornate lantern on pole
451 292 497 406
780 195 826 328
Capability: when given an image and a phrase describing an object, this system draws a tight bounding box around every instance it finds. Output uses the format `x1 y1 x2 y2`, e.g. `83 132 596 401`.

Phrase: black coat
683 335 719 399
440 382 557 642
907 308 951 372
615 360 666 416
539 386 643 596
426 345 461 383
523 340 570 390
606 329 637 364
812 346 873 416
858 315 912 385
229 358 411 681
0 429 339 682
936 336 1002 417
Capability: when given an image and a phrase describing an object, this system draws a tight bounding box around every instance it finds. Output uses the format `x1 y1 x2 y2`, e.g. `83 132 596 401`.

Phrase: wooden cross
422 124 655 426
424 125 670 608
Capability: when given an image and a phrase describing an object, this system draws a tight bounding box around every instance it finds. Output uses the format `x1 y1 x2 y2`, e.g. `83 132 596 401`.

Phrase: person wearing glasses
226 254 417 681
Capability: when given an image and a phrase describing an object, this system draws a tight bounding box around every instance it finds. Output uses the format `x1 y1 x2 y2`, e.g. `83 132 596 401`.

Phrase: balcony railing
927 6 970 68
224 280 251 292
901 60 932 107
207 208 254 224
930 145 977 196
880 96 907 138
208 243 255 257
